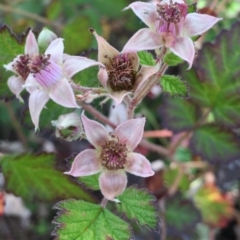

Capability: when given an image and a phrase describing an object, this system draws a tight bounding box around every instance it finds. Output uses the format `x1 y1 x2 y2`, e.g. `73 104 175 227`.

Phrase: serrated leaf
158 98 198 133
163 52 184 66
0 26 25 100
166 192 201 233
160 75 188 97
79 173 100 190
0 153 93 202
190 124 240 163
116 187 158 229
53 199 131 240
137 51 155 66
182 21 240 128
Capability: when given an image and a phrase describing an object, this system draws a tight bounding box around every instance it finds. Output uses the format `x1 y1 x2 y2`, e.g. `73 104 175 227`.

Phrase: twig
0 3 62 30
4 101 28 149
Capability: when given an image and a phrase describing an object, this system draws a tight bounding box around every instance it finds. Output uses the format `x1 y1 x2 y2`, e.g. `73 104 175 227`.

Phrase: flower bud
51 113 83 141
38 28 57 49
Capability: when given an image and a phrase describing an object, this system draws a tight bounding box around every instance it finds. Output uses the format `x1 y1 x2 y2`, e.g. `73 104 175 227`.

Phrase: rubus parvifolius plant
4 0 240 239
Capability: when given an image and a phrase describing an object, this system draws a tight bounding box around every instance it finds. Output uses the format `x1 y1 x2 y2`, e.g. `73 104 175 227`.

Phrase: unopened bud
38 28 57 49
51 113 83 141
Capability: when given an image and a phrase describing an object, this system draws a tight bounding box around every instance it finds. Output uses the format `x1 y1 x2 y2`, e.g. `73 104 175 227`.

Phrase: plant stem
101 197 108 207
0 3 62 30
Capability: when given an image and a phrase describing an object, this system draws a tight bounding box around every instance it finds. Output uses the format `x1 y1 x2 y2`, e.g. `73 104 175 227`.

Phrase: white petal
25 74 39 93
184 13 222 37
49 78 79 108
29 89 49 131
114 117 145 150
45 38 64 65
64 149 101 177
99 170 127 200
4 57 19 73
122 28 163 53
125 153 154 177
91 29 119 65
25 30 39 55
170 36 195 69
123 2 157 29
81 113 109 148
63 55 104 79
7 76 25 102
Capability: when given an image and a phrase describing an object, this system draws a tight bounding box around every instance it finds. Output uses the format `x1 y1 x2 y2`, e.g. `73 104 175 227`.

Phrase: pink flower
91 29 160 104
65 113 154 201
123 0 222 68
4 30 103 131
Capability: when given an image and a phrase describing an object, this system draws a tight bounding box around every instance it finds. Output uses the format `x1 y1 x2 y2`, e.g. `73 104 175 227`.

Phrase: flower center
157 1 182 24
28 54 50 74
155 1 187 36
12 55 30 80
28 54 62 89
100 134 128 170
106 54 136 92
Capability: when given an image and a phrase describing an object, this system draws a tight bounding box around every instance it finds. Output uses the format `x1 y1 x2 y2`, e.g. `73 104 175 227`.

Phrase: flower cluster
3 0 221 200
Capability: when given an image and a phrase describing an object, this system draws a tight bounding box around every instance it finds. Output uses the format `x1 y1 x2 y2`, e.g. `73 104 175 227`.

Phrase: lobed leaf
163 52 184 66
53 199 131 240
158 98 199 133
189 124 240 163
182 21 240 128
0 153 93 202
116 187 158 230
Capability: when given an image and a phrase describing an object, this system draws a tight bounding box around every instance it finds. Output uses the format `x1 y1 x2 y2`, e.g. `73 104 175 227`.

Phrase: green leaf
163 52 184 66
166 193 201 232
137 51 155 66
53 199 131 240
79 173 100 190
174 147 192 162
63 16 92 54
0 26 25 100
182 22 240 128
160 75 188 97
190 124 240 163
188 3 197 13
0 153 93 202
159 98 198 133
116 187 158 229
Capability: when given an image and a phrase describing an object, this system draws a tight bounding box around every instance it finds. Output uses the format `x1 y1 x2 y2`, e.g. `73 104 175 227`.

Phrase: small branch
0 3 62 30
4 101 28 149
168 165 184 196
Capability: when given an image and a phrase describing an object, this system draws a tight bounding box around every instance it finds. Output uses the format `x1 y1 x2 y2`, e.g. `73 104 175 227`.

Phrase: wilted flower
4 30 103 131
51 112 84 141
37 27 57 49
123 0 222 68
65 113 154 201
91 29 159 104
